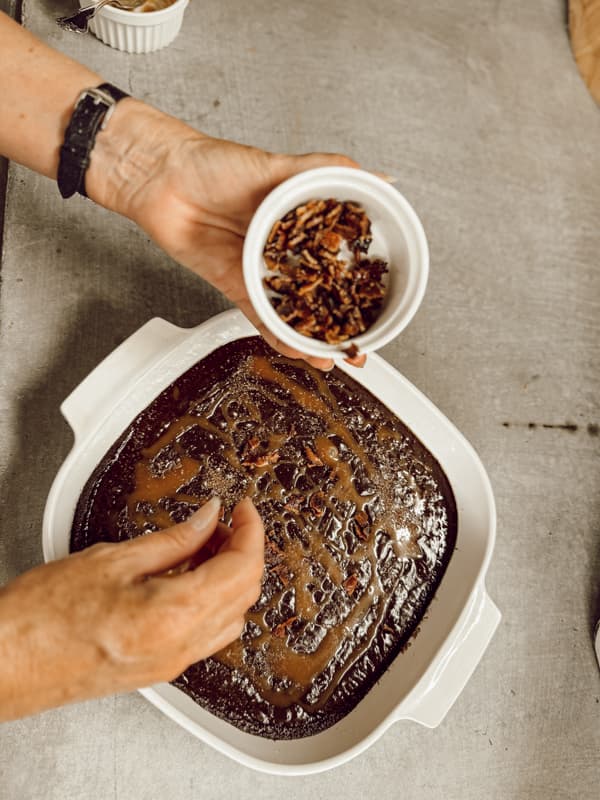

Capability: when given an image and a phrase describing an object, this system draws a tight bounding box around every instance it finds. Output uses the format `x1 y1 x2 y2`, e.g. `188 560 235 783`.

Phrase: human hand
86 99 366 369
0 496 264 721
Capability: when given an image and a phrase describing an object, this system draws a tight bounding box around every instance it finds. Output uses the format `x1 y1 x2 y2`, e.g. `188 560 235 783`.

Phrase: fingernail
346 356 366 368
188 496 221 531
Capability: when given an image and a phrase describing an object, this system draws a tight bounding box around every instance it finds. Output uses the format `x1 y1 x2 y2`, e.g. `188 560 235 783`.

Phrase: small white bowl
243 167 429 359
81 0 189 54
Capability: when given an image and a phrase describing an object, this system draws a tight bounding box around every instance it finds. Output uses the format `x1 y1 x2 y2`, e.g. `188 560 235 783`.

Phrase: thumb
124 496 222 576
291 152 360 172
270 151 359 186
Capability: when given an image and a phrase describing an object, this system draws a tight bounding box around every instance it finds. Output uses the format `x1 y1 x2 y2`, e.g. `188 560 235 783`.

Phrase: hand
0 496 264 721
86 100 367 369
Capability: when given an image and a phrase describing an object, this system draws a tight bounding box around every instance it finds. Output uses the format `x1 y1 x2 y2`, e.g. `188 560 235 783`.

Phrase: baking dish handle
400 586 501 728
61 317 187 441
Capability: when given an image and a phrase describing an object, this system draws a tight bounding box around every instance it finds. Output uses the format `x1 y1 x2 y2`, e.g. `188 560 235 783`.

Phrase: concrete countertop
1 1 599 797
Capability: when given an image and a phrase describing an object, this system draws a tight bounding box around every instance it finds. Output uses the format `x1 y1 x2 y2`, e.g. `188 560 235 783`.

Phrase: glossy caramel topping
71 337 456 739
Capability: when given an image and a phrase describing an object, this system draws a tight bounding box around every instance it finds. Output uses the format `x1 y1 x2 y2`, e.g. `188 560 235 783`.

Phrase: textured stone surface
1 1 599 797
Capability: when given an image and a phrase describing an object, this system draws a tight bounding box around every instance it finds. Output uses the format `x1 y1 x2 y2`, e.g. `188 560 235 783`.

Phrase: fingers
368 170 398 184
209 617 247 652
106 498 264 677
228 497 265 559
272 151 360 184
181 497 264 594
259 321 366 370
211 521 235 553
276 155 396 188
186 617 247 663
120 496 222 576
255 319 335 372
344 352 367 368
228 295 336 372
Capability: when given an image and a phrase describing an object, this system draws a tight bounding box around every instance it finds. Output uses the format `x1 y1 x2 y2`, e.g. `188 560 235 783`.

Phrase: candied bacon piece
272 616 298 638
342 574 359 596
262 199 387 347
270 562 293 587
242 448 280 469
309 491 326 517
305 446 324 467
283 493 303 513
353 509 371 541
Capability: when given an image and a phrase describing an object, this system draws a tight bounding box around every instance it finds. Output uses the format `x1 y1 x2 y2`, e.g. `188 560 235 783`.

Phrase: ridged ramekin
80 0 189 54
243 167 429 360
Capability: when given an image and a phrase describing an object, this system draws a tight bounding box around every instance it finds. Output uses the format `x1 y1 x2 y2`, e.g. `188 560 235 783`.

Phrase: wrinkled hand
87 99 366 369
0 497 263 721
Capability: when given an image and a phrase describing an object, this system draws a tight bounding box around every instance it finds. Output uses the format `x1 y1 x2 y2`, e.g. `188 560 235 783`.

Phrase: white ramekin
80 0 189 54
242 167 429 359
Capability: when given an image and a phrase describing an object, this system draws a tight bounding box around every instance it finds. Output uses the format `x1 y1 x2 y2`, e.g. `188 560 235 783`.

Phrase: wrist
84 98 202 222
84 97 153 216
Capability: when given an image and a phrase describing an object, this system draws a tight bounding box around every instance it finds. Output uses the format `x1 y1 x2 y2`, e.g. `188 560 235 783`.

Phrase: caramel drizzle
127 456 201 530
250 356 375 473
122 353 428 711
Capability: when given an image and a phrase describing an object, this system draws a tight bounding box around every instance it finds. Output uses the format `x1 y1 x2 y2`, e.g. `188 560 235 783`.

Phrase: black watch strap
57 82 129 199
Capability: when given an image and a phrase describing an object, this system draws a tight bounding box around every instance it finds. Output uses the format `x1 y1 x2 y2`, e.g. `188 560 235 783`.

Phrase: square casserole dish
42 309 500 775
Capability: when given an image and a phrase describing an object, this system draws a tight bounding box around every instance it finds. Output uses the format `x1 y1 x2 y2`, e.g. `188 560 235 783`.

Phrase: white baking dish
42 310 500 775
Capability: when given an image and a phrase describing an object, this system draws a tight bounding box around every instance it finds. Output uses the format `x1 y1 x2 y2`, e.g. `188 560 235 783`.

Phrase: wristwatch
57 82 129 199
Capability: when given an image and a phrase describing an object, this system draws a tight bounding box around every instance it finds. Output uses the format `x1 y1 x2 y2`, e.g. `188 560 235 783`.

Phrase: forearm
0 12 177 219
0 12 354 370
0 588 36 721
0 579 98 722
0 12 102 179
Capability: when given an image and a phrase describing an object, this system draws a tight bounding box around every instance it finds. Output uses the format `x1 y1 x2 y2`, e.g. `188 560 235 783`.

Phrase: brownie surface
71 336 457 739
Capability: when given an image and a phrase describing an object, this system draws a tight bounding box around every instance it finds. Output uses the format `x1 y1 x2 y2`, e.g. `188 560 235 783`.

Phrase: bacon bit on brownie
264 537 284 565
272 616 298 638
283 493 303 513
269 562 293 587
342 574 359 596
305 446 324 467
354 523 370 541
262 199 388 345
240 435 261 462
242 450 280 468
355 510 369 527
353 509 371 541
309 491 326 517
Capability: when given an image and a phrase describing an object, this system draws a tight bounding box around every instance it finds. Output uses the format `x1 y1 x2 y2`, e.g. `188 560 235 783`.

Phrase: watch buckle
75 87 117 129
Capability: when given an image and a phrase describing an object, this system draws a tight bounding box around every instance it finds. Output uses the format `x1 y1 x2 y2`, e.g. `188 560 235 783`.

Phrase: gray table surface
1 1 599 798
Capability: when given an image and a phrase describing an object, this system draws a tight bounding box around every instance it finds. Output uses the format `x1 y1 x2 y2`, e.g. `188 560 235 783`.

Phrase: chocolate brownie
71 336 456 739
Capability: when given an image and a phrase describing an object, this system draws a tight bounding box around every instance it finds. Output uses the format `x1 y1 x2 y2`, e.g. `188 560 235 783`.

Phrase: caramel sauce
120 351 428 708
71 337 456 739
251 356 375 471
